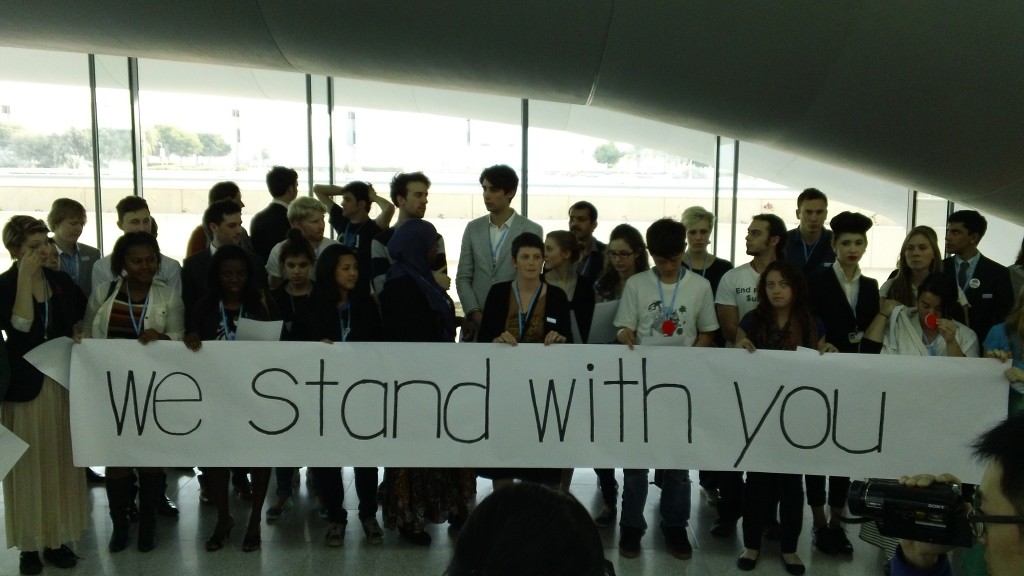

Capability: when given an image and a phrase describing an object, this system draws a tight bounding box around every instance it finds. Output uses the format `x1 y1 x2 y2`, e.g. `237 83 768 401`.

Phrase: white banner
66 341 1007 482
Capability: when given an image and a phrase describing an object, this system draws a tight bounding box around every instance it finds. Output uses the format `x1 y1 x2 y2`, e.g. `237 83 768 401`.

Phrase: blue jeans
621 468 691 532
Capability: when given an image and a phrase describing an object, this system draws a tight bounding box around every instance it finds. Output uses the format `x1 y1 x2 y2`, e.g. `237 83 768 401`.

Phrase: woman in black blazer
805 211 879 557
478 232 572 346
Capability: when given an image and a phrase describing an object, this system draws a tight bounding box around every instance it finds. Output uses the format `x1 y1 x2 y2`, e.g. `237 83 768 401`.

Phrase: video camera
847 479 973 547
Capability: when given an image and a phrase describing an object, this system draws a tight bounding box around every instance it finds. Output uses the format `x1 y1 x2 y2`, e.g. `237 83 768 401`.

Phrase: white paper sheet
0 425 29 481
236 319 283 342
587 300 620 344
23 336 74 389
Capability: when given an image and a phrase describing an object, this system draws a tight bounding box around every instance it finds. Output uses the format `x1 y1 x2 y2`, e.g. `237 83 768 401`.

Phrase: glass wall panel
527 100 719 266
331 79 523 310
136 59 309 265
94 54 134 255
0 47 93 271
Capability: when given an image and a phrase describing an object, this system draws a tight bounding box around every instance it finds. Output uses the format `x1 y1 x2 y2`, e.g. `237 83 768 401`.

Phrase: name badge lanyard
656 268 684 336
803 238 820 264
126 288 151 337
490 226 510 266
343 221 364 249
513 281 542 339
686 252 709 278
60 251 80 284
219 301 244 341
42 281 50 340
338 303 352 342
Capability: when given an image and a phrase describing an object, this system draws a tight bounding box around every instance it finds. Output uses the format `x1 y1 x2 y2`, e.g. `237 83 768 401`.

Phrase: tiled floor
0 468 891 575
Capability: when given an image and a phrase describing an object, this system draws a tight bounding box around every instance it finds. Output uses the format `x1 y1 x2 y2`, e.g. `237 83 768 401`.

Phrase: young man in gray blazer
456 164 542 341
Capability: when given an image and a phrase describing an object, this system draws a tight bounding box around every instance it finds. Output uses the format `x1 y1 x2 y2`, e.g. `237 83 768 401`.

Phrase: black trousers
310 467 379 524
742 472 803 553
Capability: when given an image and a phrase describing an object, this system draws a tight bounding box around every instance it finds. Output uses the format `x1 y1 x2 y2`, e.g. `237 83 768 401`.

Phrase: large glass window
136 59 309 265
331 79 522 309
527 100 718 261
0 47 93 270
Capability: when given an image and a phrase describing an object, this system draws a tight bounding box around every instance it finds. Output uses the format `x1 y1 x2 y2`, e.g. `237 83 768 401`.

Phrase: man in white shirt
716 214 787 346
91 196 182 296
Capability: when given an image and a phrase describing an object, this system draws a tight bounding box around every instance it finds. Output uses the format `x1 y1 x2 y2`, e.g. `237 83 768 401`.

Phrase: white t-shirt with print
714 262 760 319
614 268 719 346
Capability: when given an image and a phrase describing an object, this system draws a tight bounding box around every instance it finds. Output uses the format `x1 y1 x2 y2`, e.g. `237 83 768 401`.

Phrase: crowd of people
1 164 1022 576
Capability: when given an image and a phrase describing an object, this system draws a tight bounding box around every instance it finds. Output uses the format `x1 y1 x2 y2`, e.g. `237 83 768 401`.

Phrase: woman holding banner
83 231 184 553
862 272 978 358
476 232 571 489
265 229 315 524
184 245 281 553
378 218 475 546
734 260 832 574
309 243 386 546
588 224 648 527
0 216 88 574
984 288 1024 415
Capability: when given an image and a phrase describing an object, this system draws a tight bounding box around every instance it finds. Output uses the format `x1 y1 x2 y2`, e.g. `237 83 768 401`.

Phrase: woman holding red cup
863 272 979 357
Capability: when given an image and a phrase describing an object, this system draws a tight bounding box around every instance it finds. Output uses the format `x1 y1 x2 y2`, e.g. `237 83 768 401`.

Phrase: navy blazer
808 267 879 353
249 202 291 264
943 254 1013 345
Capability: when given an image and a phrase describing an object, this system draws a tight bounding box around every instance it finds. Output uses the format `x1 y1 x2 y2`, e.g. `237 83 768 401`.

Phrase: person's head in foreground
972 413 1024 576
446 483 612 576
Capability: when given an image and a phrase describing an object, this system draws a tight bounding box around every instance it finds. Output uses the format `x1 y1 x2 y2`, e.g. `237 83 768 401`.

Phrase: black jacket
0 265 86 401
477 281 573 344
808 267 879 354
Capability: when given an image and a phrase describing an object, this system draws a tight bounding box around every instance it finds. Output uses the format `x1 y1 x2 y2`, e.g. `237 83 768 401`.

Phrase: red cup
924 313 939 330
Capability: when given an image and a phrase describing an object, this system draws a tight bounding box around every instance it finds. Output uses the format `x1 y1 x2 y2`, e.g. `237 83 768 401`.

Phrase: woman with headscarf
377 219 474 545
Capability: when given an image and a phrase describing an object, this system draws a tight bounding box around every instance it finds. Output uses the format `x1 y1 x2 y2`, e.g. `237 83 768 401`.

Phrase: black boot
105 476 132 552
137 473 162 552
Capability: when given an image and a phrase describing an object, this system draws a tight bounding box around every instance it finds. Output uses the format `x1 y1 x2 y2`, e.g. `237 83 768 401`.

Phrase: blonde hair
681 206 715 231
3 215 49 258
287 196 326 222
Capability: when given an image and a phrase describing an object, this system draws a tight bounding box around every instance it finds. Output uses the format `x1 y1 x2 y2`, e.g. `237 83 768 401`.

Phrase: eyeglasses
608 251 635 259
967 509 1024 537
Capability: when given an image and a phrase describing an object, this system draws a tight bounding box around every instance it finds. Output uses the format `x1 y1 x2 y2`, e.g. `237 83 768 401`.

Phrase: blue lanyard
685 252 708 278
219 301 243 341
42 280 50 340
802 238 819 263
338 303 351 342
60 250 79 283
343 221 363 248
579 250 594 278
656 268 684 322
125 284 151 337
490 226 510 266
513 281 542 339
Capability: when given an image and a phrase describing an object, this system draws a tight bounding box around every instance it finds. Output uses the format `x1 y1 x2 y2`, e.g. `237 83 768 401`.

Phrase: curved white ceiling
1 1 1021 223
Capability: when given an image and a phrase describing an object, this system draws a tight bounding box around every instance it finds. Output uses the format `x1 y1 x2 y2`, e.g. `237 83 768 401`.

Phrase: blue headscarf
385 219 456 341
